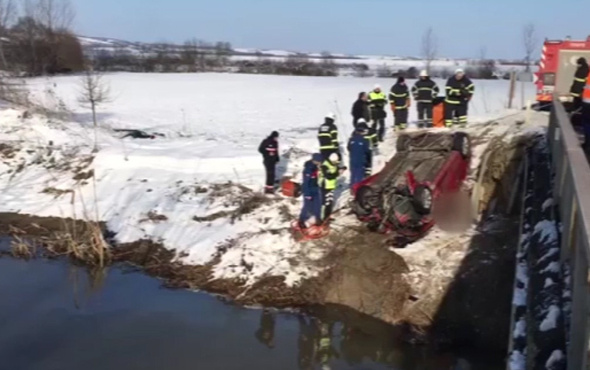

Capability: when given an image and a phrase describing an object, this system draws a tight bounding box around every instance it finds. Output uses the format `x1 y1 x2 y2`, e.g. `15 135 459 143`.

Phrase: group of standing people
259 68 476 230
351 68 474 136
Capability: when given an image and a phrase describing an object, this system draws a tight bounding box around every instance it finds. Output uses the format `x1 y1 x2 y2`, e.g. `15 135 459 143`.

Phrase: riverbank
0 109 548 355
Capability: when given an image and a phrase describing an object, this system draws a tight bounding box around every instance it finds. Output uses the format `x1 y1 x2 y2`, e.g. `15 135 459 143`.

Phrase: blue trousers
299 194 321 224
350 164 365 189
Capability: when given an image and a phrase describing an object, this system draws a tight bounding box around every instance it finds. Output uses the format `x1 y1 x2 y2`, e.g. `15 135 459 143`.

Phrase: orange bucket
281 177 301 197
433 102 445 128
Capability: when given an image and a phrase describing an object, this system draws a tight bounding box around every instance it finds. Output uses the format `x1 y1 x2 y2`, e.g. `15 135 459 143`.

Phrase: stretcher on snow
351 131 471 246
290 220 330 242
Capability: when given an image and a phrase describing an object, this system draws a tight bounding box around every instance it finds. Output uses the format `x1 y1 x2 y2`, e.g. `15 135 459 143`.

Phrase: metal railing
547 100 590 370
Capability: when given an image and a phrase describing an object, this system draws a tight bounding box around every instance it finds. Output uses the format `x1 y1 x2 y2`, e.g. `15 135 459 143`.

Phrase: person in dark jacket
445 69 474 127
368 85 387 142
571 57 589 109
351 92 370 128
389 77 411 131
258 131 279 194
318 113 340 160
347 122 372 189
298 153 323 229
412 70 440 128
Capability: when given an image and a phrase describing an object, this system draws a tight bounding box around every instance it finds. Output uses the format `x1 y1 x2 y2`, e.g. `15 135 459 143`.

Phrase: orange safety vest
583 70 590 103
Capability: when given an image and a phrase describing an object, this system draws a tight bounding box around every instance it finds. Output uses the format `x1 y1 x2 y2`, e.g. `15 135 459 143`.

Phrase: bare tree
13 0 81 75
422 27 438 74
78 65 111 151
182 38 200 72
523 23 537 72
36 0 74 32
0 0 15 69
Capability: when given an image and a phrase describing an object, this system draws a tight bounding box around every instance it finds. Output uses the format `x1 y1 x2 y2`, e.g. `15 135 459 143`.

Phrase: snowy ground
0 73 541 287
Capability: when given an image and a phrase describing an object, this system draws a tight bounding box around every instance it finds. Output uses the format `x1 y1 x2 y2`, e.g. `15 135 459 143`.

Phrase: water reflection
0 241 497 370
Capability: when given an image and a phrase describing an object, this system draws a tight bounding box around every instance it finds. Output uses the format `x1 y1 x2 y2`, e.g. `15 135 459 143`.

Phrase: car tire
413 185 433 215
452 132 471 159
354 185 377 216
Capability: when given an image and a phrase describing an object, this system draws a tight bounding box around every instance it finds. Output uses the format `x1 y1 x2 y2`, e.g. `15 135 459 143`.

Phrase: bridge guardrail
547 100 590 370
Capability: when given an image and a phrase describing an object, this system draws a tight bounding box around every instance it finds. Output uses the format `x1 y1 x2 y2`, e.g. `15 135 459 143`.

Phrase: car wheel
452 132 471 159
354 185 377 216
413 185 433 215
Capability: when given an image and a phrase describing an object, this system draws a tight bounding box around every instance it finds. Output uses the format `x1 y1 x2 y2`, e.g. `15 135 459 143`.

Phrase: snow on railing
507 135 566 370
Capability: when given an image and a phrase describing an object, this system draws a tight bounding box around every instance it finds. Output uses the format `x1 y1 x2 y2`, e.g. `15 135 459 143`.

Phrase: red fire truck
535 36 590 107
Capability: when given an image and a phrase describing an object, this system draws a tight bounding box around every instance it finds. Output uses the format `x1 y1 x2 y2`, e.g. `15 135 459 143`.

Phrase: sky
72 0 589 59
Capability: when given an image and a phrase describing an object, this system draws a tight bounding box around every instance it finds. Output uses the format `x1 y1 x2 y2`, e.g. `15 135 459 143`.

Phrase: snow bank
0 73 543 287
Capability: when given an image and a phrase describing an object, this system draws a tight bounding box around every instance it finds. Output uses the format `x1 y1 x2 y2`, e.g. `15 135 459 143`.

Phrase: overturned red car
351 131 471 244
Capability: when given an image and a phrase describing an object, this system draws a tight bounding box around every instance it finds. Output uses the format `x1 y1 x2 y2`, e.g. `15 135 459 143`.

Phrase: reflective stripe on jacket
319 160 338 190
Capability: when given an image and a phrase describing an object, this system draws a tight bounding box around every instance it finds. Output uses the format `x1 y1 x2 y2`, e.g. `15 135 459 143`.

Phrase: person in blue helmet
347 121 372 190
298 153 323 229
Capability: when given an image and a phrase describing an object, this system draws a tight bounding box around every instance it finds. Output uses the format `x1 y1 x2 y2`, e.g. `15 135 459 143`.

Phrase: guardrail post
567 223 590 370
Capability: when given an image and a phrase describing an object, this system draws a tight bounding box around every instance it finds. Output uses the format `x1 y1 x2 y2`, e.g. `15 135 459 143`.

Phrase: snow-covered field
0 72 540 287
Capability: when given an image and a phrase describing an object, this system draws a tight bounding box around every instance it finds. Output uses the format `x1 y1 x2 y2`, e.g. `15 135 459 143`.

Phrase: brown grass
10 233 35 260
140 210 169 223
42 187 74 198
72 169 94 181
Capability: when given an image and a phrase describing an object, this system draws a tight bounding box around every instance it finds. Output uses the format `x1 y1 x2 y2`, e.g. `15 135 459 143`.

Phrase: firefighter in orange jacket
576 57 590 151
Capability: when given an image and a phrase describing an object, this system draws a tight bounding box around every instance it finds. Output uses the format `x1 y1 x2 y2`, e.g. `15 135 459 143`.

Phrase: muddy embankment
0 127 538 355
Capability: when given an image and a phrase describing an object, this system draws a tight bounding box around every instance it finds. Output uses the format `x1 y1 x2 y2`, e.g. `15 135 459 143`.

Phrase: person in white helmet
317 112 340 160
368 84 387 142
445 68 474 127
358 117 378 150
412 70 440 128
319 152 345 223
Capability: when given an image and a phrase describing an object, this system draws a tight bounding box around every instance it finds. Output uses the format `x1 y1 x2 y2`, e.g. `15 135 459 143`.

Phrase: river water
0 242 502 370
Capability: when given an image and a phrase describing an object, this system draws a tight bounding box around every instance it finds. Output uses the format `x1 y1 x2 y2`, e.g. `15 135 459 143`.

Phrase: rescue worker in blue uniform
347 122 372 189
298 153 323 229
318 113 340 161
319 153 344 223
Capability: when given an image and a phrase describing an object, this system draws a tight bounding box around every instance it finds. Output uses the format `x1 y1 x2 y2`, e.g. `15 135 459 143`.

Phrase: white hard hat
374 84 381 89
420 70 428 77
325 112 336 120
329 152 340 163
455 68 465 75
356 118 366 124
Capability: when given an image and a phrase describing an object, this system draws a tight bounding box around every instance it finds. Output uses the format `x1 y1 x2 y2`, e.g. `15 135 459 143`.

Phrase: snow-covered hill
77 35 528 74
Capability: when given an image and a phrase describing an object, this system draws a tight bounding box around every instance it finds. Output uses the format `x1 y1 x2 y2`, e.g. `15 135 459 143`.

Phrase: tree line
0 0 85 75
